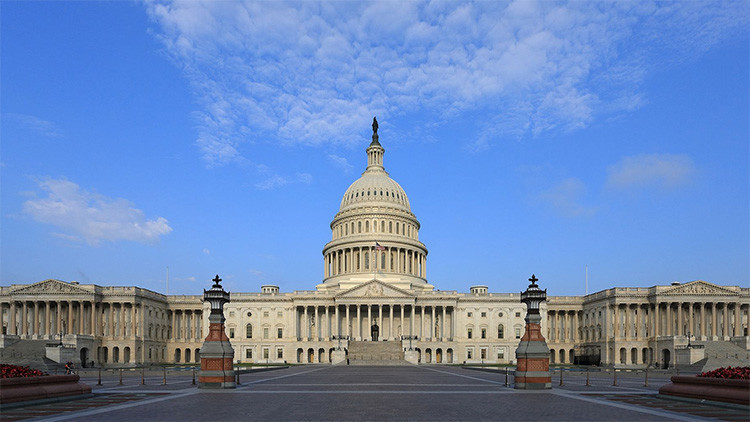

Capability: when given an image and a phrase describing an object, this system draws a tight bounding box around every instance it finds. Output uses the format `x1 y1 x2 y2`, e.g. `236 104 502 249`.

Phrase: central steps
347 341 409 365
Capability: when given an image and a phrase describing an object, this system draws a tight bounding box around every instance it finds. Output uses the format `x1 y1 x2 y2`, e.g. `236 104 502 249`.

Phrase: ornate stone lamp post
198 275 235 388
514 274 552 389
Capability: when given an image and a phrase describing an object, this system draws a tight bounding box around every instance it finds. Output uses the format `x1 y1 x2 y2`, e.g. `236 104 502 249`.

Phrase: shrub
0 364 49 378
697 366 750 380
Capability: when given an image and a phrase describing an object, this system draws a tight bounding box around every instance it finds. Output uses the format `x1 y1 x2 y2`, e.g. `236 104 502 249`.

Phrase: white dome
339 171 411 213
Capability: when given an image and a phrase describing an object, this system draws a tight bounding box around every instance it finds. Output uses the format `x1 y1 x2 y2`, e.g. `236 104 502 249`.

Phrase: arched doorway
80 348 89 368
124 347 131 363
662 349 671 369
329 348 335 363
185 348 191 363
297 348 303 363
436 348 442 363
175 348 182 363
371 324 379 341
447 348 453 363
102 347 109 364
113 347 120 363
619 348 626 364
307 348 314 363
569 349 575 364
415 348 421 363
195 348 200 362
425 348 432 363
318 348 325 363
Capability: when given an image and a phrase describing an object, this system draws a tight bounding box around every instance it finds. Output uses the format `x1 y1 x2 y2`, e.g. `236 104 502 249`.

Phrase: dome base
316 273 434 293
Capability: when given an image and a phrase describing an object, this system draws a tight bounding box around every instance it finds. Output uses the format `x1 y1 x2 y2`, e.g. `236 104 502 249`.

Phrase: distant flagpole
585 265 588 295
375 241 386 281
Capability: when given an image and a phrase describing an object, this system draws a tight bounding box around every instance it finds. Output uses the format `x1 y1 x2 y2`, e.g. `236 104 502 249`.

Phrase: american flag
375 242 386 251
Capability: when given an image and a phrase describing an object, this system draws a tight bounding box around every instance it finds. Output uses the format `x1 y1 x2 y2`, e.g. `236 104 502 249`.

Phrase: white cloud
144 1 746 162
202 248 210 255
23 178 173 245
255 172 313 190
536 177 597 217
328 154 353 172
607 153 695 190
3 113 62 138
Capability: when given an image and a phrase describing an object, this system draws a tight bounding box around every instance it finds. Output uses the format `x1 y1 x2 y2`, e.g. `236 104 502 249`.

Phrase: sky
1 1 748 297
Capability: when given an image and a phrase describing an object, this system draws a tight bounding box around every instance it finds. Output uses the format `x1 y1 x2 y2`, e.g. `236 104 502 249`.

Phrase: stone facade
1 124 748 368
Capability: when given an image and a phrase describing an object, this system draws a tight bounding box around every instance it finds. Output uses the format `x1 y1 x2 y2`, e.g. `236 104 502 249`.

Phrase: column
356 305 361 340
108 303 114 337
665 303 672 336
677 302 683 336
56 301 63 336
9 302 17 335
735 303 742 336
700 303 706 337
120 303 126 338
335 305 340 337
722 303 729 338
32 302 39 336
409 305 414 336
400 305 404 338
612 306 619 339
90 302 96 336
430 306 435 340
314 306 319 340
45 301 51 337
711 303 717 337
21 301 28 336
131 304 136 337
367 305 372 339
345 305 350 337
389 305 394 340
420 306 425 339
325 306 330 340
688 302 694 337
624 305 630 340
442 306 447 341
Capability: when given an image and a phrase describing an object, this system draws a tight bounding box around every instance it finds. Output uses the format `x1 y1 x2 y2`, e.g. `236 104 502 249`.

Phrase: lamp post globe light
514 274 552 389
198 275 236 389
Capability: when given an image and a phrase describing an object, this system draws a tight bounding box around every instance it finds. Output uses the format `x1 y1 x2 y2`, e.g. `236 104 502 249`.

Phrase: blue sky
2 1 748 296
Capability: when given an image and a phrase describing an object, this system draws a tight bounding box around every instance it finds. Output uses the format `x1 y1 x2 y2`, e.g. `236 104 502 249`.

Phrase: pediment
11 279 90 295
336 279 414 299
662 280 737 296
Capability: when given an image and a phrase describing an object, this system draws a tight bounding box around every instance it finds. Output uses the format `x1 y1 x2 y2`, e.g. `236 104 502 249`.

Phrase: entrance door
371 324 379 341
662 349 671 369
80 348 88 368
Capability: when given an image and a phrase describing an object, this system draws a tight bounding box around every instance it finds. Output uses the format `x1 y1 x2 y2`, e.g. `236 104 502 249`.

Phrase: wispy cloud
23 178 173 245
255 172 312 190
606 153 695 190
145 1 746 163
3 113 63 138
536 177 597 218
328 154 353 172
202 248 210 255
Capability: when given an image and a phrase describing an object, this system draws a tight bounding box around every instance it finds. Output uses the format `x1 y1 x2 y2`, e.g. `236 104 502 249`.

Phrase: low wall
658 375 749 406
0 375 92 405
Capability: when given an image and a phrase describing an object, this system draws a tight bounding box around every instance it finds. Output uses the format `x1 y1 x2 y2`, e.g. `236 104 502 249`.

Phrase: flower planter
658 375 749 406
0 374 92 405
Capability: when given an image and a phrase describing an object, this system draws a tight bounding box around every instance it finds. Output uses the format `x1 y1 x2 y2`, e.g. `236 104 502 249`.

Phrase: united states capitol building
2 122 748 369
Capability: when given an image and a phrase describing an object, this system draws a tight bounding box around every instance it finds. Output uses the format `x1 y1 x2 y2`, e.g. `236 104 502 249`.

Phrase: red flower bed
0 364 48 379
698 366 749 380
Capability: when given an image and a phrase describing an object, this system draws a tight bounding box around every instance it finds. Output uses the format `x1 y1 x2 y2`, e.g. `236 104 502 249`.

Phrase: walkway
1 366 746 421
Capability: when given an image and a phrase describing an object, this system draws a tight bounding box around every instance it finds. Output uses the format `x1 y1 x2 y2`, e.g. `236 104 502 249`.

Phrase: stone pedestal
198 275 235 389
514 274 551 389
331 349 347 365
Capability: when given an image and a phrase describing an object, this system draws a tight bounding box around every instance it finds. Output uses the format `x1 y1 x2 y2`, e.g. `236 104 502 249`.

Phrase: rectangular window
277 312 283 318
277 348 283 359
481 312 486 318
229 311 235 317
480 348 487 359
497 349 505 359
263 348 269 359
481 328 486 339
467 348 473 359
263 311 269 318
515 312 521 318
246 349 253 359
467 312 473 318
277 328 283 339
264 327 269 339
467 328 473 339
229 328 235 339
515 328 521 339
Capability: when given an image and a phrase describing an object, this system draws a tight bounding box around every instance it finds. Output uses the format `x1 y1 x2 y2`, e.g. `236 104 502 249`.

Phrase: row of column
324 246 426 278
2 301 137 338
296 304 454 342
548 310 582 343
608 302 747 339
170 309 202 341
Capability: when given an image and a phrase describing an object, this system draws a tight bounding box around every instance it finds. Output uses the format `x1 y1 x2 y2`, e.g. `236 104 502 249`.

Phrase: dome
339 171 411 213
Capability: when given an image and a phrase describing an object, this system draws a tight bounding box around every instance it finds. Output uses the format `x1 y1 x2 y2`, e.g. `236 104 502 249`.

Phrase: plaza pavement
1 366 746 421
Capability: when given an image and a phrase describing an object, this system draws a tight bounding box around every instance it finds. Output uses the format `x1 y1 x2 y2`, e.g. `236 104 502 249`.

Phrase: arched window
389 221 392 233
364 252 370 270
365 221 370 232
381 252 385 269
246 323 253 338
396 222 400 234
358 222 362 233
381 221 385 232
498 324 504 339
345 225 348 235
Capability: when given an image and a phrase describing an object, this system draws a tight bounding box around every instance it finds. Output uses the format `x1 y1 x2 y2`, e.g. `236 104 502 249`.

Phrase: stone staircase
347 341 409 365
684 340 750 373
0 338 65 372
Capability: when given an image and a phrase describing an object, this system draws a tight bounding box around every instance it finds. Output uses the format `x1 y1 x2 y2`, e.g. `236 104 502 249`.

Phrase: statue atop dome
370 116 380 146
